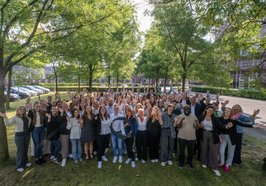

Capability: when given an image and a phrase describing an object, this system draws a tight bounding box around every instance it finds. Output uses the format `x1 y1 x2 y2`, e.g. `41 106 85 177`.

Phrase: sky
131 0 154 33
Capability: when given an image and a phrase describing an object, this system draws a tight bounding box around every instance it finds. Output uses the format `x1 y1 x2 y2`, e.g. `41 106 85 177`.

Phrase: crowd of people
0 88 261 176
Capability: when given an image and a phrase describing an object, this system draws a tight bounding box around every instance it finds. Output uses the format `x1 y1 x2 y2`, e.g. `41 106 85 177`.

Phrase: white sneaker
61 159 66 167
131 161 136 168
135 157 139 161
26 163 32 167
102 156 108 162
212 169 221 176
16 168 24 172
79 158 83 162
113 156 118 163
68 154 73 158
50 155 55 160
161 162 166 167
125 158 131 164
98 161 102 169
202 164 207 168
155 159 159 162
167 160 173 165
142 160 146 163
119 156 123 163
151 160 155 163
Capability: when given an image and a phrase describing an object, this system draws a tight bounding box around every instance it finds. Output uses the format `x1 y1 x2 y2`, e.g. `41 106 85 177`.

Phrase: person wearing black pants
124 108 137 168
175 105 199 168
136 109 148 163
95 106 111 168
147 106 162 162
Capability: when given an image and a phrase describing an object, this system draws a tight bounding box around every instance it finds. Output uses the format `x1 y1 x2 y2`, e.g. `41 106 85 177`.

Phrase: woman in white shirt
95 105 111 168
136 108 148 163
67 109 83 163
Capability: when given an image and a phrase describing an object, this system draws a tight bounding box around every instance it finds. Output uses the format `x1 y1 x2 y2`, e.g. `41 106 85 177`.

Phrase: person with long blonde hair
0 106 31 172
147 106 162 162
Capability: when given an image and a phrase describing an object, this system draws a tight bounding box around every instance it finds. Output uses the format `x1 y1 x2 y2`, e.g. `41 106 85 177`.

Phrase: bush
191 86 266 100
42 86 147 93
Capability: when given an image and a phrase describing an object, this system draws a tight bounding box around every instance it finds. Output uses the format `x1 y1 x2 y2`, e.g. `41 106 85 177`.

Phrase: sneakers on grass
212 169 221 176
125 158 131 164
113 156 118 163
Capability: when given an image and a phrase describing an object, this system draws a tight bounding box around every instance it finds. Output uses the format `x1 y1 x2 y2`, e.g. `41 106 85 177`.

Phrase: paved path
220 95 266 142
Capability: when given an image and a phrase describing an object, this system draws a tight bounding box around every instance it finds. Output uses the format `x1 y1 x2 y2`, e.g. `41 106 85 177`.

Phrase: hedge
42 86 149 93
191 86 266 100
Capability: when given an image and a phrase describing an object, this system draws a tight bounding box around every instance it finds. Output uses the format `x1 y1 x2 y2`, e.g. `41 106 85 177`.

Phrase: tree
152 1 212 91
0 0 139 161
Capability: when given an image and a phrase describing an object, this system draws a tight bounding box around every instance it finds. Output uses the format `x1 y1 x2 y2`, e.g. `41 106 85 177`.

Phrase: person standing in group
218 107 257 172
95 105 111 168
0 107 31 172
189 96 205 161
199 105 233 176
160 104 176 166
59 102 71 167
46 106 63 164
28 101 46 165
81 105 95 160
124 108 138 168
230 104 260 165
110 104 125 163
147 106 162 163
136 108 148 163
67 109 83 163
175 105 199 168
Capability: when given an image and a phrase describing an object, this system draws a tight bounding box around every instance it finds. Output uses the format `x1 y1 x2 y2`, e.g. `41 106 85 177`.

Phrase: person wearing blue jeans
32 126 44 161
28 102 46 165
110 105 125 163
50 140 61 160
70 139 82 161
111 134 123 163
67 109 83 163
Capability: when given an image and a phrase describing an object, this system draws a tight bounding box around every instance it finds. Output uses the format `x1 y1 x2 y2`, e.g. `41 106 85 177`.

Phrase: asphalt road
220 95 266 142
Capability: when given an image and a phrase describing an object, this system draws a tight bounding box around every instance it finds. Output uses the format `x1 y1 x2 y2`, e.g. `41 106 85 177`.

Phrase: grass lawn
0 92 265 186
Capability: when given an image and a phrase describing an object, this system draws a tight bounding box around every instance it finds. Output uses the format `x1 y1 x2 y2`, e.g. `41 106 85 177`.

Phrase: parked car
4 91 20 102
14 86 38 97
10 87 30 99
33 85 51 93
24 85 44 95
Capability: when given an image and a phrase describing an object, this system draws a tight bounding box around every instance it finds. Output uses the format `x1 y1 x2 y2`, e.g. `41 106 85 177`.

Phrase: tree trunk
181 73 186 92
116 72 119 93
107 76 111 87
88 64 93 92
78 74 81 93
6 68 12 109
53 64 58 94
0 70 9 161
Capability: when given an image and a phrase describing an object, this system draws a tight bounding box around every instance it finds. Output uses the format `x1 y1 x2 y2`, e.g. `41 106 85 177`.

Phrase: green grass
0 92 266 186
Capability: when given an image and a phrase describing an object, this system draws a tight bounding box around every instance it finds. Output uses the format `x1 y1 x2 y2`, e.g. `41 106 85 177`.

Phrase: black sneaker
40 157 46 163
188 163 193 168
35 159 42 165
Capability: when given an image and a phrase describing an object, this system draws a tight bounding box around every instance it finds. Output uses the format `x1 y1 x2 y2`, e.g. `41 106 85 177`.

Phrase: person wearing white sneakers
67 109 83 164
136 109 148 164
124 108 137 168
0 106 31 172
199 105 233 176
147 106 162 163
110 105 125 164
160 104 176 166
95 106 111 168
